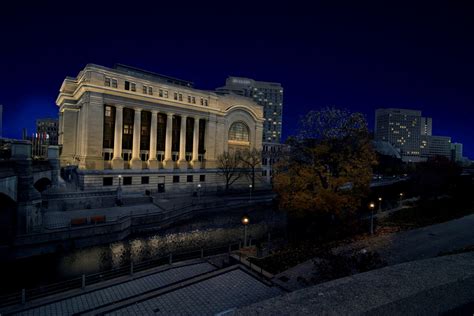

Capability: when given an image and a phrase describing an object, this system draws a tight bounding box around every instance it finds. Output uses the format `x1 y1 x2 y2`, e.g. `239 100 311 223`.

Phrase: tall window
103 105 115 149
122 108 134 150
105 77 111 87
112 79 118 88
185 117 193 152
140 111 151 150
229 122 249 142
172 116 181 152
157 113 167 151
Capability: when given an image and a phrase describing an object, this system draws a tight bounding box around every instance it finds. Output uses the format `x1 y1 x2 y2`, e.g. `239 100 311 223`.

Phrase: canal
0 206 286 295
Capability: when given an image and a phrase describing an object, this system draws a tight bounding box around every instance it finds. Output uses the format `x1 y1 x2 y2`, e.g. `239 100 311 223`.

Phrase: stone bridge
0 142 59 245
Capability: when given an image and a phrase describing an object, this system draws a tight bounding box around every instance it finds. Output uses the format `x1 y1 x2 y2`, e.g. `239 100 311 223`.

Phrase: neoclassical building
57 64 264 192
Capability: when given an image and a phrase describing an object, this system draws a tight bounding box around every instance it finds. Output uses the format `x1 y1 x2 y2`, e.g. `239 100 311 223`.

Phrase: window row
103 174 206 186
104 76 208 106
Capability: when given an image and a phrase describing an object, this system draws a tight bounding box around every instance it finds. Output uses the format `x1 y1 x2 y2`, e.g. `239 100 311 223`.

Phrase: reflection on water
0 207 286 294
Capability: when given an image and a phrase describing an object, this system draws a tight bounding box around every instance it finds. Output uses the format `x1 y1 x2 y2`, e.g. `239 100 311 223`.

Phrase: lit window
123 124 133 134
105 106 112 117
229 122 249 141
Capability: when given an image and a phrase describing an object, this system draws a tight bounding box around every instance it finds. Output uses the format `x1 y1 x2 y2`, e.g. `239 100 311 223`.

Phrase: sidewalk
43 203 163 229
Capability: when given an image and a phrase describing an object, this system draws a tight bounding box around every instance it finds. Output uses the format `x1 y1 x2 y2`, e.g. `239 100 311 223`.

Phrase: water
0 206 286 295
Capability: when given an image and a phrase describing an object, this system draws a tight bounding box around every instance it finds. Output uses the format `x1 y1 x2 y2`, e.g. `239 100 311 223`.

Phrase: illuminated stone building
57 64 264 192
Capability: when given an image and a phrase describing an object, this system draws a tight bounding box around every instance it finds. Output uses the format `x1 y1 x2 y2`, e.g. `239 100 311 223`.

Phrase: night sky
1 2 473 158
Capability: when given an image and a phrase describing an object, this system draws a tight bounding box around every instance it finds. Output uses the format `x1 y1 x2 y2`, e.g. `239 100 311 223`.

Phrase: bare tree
217 151 242 191
239 148 262 191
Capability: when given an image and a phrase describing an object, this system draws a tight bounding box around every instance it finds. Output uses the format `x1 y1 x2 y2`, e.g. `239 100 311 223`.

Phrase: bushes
314 250 386 282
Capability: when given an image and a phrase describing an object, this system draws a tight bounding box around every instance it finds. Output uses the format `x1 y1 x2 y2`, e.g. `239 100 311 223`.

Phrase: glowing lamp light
241 216 250 225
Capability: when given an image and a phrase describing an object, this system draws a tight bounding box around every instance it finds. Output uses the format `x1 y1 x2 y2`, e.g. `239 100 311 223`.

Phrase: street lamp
378 197 382 212
369 202 375 235
399 192 404 206
197 183 201 203
241 215 250 247
249 184 253 203
117 175 123 206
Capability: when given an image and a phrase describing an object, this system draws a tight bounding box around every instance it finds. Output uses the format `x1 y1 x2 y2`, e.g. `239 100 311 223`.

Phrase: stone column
112 105 124 169
191 116 200 169
130 108 142 170
163 113 174 169
178 115 188 169
148 110 159 169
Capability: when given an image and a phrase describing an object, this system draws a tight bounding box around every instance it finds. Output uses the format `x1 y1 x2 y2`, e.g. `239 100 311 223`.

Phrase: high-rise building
451 142 463 162
374 108 423 162
216 76 283 144
375 108 457 162
36 118 59 145
421 135 451 159
420 117 432 136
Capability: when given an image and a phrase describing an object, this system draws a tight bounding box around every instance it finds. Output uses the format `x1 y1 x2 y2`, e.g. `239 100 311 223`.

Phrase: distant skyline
1 2 473 158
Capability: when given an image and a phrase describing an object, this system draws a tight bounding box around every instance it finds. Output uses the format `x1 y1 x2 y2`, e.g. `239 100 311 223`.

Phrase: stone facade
57 64 264 193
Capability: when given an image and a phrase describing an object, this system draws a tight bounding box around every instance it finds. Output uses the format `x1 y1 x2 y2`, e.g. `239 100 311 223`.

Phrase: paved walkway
105 268 282 316
43 204 163 229
236 252 474 315
275 213 474 290
12 262 216 316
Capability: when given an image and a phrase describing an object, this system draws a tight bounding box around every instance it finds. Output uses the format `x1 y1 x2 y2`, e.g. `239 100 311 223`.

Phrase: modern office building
374 108 423 162
375 108 457 162
57 64 264 192
36 118 59 145
421 135 451 159
420 117 432 136
216 76 283 144
451 142 463 162
261 143 288 184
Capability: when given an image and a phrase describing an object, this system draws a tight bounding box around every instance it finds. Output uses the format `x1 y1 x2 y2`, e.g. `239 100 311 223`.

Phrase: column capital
115 104 124 109
194 116 200 121
134 107 143 113
181 114 188 119
151 109 159 115
167 112 175 117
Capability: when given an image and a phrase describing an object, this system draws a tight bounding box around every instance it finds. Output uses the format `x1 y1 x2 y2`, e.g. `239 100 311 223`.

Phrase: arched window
229 122 250 142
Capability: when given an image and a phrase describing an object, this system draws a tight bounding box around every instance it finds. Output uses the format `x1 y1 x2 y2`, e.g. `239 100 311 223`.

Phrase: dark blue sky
1 2 473 158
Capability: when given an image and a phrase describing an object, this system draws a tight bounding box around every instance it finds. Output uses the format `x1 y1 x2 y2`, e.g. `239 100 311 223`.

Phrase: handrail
0 242 241 308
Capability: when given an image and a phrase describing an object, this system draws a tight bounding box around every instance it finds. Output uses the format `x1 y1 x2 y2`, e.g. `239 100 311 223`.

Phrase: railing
0 243 242 309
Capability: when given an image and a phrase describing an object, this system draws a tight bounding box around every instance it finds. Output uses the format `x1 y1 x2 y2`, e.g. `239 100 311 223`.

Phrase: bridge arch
34 177 52 193
0 193 16 244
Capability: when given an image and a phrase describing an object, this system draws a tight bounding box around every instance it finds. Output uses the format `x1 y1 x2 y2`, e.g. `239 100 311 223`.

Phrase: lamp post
117 175 123 206
241 215 250 247
378 197 382 212
197 183 201 203
249 184 253 203
369 202 375 235
399 192 404 206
